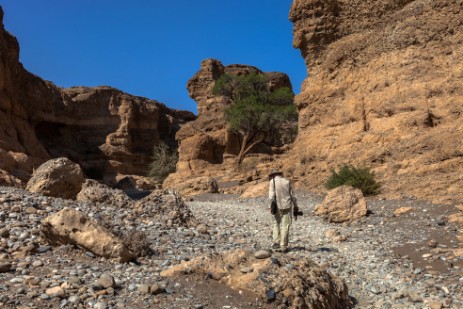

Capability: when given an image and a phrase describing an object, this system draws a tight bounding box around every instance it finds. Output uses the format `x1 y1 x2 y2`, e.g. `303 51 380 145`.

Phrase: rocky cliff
164 59 296 195
0 6 194 188
287 0 463 203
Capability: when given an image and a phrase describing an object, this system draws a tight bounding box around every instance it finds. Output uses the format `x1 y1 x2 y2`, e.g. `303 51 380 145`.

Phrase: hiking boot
270 243 280 249
276 247 288 253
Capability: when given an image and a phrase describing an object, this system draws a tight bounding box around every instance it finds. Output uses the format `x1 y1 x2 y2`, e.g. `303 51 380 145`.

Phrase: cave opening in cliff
35 121 65 151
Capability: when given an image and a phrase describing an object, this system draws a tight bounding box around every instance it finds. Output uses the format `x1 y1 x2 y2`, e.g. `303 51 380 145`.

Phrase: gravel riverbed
0 186 462 308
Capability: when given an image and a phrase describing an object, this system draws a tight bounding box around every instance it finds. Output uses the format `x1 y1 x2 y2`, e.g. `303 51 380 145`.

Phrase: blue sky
0 1 305 113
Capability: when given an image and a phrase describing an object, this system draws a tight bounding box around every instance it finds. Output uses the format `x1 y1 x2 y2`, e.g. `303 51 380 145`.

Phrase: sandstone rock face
40 208 134 262
288 0 463 204
76 179 132 208
314 186 367 223
161 248 353 308
164 59 294 195
26 157 85 200
0 7 194 188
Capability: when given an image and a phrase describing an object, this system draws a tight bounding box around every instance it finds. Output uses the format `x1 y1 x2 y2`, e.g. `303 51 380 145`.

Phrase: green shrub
147 142 178 183
325 164 380 196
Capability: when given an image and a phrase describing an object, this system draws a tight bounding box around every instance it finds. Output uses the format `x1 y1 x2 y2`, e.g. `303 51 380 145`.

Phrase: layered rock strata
0 6 194 187
288 0 463 203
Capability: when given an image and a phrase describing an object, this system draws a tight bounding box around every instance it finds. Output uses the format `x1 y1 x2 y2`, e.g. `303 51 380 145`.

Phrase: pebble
254 250 271 259
97 274 115 289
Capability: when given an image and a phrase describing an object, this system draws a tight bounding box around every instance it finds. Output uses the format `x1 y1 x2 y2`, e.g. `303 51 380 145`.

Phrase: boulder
77 179 132 208
40 208 134 262
314 186 367 223
26 158 85 199
161 248 352 308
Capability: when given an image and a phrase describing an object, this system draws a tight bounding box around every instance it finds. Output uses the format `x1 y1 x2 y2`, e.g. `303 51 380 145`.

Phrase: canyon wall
288 0 463 203
0 6 194 188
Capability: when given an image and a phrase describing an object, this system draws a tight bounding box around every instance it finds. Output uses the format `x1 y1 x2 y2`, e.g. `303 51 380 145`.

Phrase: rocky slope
287 0 463 204
0 6 194 188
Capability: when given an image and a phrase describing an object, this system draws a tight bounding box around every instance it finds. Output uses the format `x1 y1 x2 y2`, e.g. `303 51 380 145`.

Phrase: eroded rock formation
288 0 463 203
0 6 195 188
164 59 295 195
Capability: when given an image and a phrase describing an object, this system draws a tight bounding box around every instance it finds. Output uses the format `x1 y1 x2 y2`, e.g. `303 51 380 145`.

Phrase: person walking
268 169 297 252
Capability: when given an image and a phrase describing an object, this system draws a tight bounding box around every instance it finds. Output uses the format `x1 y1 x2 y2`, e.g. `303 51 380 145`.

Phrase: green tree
147 141 178 183
213 72 296 164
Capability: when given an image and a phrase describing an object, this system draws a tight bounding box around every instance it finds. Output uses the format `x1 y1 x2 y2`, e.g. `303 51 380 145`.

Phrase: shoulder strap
273 178 276 200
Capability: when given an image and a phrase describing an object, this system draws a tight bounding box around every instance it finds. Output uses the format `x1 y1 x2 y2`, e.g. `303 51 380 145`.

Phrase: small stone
240 266 254 273
45 286 65 298
0 228 10 238
255 250 271 259
325 229 339 238
94 301 108 309
36 246 52 253
428 300 443 309
39 293 50 300
128 284 137 291
97 274 115 289
370 286 382 295
68 295 81 304
138 284 150 294
19 232 30 241
427 239 438 248
196 224 208 234
32 260 43 267
408 291 423 303
150 284 165 295
0 262 12 273
85 251 95 258
25 207 38 214
266 288 276 302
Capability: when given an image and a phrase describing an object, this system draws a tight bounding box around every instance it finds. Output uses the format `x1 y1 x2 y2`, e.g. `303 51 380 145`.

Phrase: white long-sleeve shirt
268 175 294 210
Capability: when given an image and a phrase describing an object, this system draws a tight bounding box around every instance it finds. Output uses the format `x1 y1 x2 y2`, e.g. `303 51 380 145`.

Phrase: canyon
1 1 463 204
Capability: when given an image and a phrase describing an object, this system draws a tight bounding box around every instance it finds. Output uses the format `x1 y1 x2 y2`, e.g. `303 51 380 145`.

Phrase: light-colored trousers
272 208 292 248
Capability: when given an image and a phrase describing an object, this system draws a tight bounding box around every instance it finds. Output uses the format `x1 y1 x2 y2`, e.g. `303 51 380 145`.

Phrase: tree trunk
237 133 250 164
237 132 266 164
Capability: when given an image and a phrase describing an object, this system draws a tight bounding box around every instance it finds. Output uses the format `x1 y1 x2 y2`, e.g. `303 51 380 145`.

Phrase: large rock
0 7 195 188
40 208 134 262
314 186 367 223
287 0 463 204
77 179 132 208
161 248 353 308
26 157 85 199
